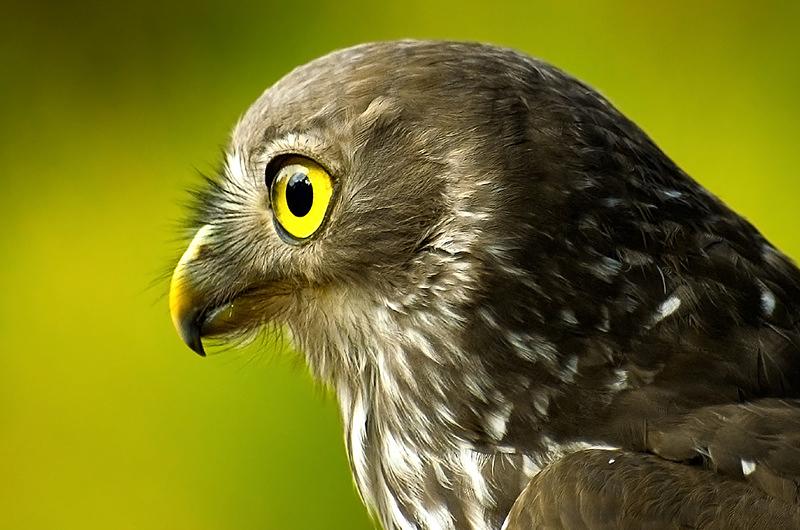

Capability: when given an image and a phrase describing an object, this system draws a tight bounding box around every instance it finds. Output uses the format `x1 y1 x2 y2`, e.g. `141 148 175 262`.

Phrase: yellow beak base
169 225 214 356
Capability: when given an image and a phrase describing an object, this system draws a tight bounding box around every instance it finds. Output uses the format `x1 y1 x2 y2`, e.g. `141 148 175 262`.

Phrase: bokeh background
2 1 799 528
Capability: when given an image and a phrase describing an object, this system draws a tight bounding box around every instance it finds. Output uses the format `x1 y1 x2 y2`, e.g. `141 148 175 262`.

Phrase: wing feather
504 449 800 530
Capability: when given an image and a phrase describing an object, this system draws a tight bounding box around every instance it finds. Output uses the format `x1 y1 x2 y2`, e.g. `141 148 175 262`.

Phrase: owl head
169 40 680 387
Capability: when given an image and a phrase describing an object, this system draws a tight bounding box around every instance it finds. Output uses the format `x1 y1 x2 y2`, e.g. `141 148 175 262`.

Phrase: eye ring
266 155 334 242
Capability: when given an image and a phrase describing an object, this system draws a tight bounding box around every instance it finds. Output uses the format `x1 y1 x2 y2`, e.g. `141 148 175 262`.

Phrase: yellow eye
269 156 334 241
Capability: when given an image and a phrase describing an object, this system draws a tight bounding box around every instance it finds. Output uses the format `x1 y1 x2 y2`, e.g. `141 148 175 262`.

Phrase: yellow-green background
2 1 799 529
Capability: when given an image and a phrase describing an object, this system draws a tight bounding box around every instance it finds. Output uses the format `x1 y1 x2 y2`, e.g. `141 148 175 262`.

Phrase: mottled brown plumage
506 447 800 529
169 41 800 529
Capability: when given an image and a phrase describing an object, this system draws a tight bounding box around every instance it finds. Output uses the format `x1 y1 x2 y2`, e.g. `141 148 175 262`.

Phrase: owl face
169 42 526 370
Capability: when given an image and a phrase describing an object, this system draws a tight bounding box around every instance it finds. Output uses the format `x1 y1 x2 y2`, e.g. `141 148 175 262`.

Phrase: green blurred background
2 1 798 528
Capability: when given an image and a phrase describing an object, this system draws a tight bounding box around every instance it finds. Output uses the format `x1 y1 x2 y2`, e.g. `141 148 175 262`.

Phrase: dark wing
506 400 800 529
645 399 800 505
504 448 800 530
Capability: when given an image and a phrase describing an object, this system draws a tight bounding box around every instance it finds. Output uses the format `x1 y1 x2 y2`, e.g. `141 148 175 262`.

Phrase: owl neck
334 362 524 530
299 270 594 527
321 300 553 529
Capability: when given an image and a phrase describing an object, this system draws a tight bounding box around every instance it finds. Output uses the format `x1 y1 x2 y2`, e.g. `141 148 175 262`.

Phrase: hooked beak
169 225 254 356
169 225 214 356
170 225 291 356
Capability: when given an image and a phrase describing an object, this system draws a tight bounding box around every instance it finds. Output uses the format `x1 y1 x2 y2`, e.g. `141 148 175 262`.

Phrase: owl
169 41 800 529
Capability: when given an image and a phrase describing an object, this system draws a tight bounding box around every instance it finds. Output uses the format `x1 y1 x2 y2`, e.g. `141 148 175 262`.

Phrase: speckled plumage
171 41 800 529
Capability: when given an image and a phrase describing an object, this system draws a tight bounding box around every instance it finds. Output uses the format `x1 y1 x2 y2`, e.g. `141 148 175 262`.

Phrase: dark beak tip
188 336 206 357
176 312 207 357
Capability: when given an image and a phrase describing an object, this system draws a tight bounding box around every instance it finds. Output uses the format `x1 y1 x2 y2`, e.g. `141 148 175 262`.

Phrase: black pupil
286 172 313 217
